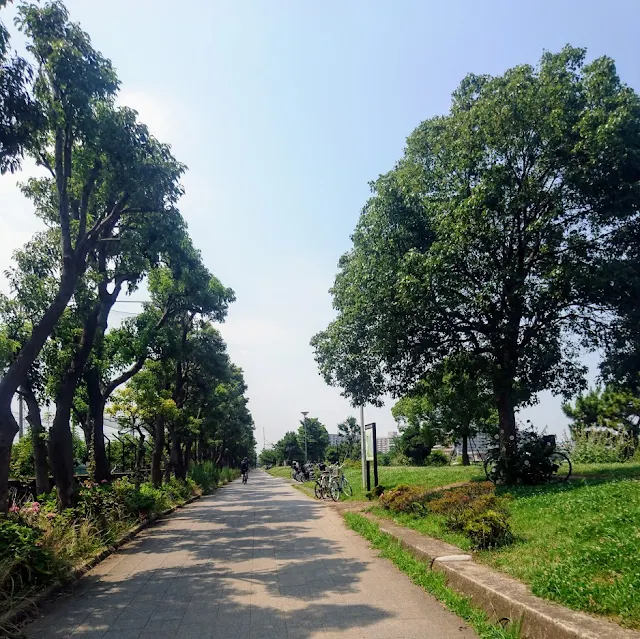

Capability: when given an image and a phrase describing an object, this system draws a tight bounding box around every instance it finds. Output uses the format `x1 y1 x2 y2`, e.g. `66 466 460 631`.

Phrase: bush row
1 465 239 618
379 481 513 550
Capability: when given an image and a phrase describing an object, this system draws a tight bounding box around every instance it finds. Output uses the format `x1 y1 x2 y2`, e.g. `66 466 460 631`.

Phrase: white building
328 433 344 447
376 431 398 454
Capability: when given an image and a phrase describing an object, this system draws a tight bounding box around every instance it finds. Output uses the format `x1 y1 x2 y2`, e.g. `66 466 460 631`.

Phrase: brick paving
22 471 476 638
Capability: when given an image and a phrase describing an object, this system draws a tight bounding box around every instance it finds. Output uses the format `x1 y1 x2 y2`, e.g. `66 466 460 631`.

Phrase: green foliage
188 461 221 493
9 433 34 479
379 484 432 514
344 514 521 639
381 481 513 550
379 453 392 466
296 417 329 462
487 429 561 485
312 46 640 468
275 431 303 464
563 386 640 456
426 450 449 466
428 483 513 549
325 446 339 463
0 520 53 588
337 416 360 460
570 429 631 464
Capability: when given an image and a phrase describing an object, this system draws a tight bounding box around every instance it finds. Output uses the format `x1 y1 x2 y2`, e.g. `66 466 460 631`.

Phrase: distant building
328 433 344 447
453 433 493 461
376 431 398 454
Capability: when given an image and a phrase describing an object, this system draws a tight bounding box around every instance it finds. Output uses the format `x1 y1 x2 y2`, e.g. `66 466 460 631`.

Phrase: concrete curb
362 512 640 639
0 493 204 634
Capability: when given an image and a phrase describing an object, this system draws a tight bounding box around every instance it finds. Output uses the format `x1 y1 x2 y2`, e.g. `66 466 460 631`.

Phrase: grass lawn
267 463 485 499
369 463 640 629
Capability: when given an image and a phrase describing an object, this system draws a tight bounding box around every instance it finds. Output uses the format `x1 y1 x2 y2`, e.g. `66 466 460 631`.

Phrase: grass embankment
344 513 520 639
370 463 640 629
268 463 485 499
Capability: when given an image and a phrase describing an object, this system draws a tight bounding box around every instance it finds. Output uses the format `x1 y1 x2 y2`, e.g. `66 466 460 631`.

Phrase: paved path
23 472 476 639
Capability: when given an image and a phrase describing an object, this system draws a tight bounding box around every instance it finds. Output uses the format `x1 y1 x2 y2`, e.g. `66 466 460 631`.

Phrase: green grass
369 467 640 628
344 513 521 639
480 478 640 628
267 463 485 499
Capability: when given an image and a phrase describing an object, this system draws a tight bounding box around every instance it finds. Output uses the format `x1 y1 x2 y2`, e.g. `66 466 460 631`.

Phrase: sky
1 0 639 450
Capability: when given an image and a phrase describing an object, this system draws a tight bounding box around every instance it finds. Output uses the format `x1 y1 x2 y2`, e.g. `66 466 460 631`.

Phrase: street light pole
301 411 309 462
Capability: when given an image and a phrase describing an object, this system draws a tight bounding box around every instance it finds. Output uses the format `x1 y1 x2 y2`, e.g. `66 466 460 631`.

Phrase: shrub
379 484 431 513
570 429 631 464
189 462 220 493
462 509 514 549
0 521 54 589
428 482 512 549
426 450 449 466
379 453 392 466
486 429 561 485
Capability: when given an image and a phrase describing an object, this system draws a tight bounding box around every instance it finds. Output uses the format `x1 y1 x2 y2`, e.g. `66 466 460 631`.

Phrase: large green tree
0 2 185 510
313 47 640 471
297 417 329 462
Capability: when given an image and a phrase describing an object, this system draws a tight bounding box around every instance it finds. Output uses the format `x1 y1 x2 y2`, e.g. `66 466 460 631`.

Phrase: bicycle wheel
549 451 572 482
483 452 500 484
329 478 341 502
314 481 323 499
341 477 353 497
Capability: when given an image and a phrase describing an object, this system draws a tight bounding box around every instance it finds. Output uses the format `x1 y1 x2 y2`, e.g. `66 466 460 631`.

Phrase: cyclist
241 457 249 483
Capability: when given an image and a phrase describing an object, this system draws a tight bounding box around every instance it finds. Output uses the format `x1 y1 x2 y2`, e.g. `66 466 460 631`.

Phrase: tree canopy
313 46 640 468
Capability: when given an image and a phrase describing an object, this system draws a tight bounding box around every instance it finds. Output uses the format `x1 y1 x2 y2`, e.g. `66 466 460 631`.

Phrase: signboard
364 423 378 490
365 427 375 461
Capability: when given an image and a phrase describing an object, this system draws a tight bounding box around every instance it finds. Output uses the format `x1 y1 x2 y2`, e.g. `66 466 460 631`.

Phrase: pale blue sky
2 1 639 448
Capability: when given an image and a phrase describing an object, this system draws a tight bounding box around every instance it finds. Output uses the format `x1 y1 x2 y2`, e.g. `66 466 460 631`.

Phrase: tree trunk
461 427 470 466
48 383 76 509
0 269 79 511
21 384 50 495
0 405 18 512
49 306 101 509
151 417 165 487
171 434 186 480
86 369 109 482
135 431 145 491
495 386 518 479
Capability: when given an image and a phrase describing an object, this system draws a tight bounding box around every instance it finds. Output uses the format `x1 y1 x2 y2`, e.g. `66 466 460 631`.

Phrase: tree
297 417 329 462
0 2 186 510
275 431 303 464
394 357 497 465
563 386 640 451
313 47 640 474
0 0 42 173
337 416 360 460
259 448 278 467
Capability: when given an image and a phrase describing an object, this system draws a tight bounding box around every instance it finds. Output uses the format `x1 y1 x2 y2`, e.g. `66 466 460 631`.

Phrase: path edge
359 511 640 639
1 484 227 634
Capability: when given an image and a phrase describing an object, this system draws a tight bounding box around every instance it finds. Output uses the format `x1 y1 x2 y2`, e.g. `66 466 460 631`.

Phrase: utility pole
301 411 309 462
360 405 366 489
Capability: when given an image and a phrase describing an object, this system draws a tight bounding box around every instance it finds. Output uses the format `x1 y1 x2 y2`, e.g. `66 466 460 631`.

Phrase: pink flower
8 504 19 513
32 502 40 508
101 479 108 484
46 512 56 520
30 503 40 513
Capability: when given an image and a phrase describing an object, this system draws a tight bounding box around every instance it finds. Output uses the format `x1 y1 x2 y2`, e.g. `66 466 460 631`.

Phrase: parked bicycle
314 465 340 501
331 464 352 497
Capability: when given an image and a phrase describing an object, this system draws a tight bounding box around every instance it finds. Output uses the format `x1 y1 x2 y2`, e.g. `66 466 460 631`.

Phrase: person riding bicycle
240 457 249 481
